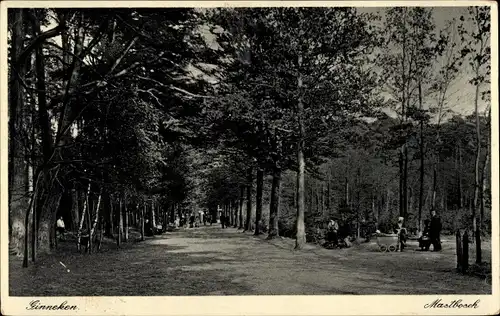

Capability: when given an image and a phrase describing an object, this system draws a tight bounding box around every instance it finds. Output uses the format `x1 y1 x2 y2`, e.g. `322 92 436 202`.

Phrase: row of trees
8 8 212 265
8 6 491 265
199 7 491 251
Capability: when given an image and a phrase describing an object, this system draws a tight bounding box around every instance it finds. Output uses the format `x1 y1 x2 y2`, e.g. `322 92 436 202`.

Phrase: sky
40 6 491 119
357 7 490 118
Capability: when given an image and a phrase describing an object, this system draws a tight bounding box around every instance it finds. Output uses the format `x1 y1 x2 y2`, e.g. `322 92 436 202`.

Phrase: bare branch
16 22 66 66
108 36 139 74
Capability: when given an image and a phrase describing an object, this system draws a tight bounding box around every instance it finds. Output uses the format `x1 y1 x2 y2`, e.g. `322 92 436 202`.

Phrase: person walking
429 210 442 251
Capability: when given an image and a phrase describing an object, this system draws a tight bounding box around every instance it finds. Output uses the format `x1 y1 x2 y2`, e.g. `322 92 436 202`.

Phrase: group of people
177 211 208 228
324 210 443 251
418 210 442 251
220 213 231 228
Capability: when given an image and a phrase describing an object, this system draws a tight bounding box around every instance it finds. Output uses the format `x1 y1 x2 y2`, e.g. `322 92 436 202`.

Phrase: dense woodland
7 7 491 266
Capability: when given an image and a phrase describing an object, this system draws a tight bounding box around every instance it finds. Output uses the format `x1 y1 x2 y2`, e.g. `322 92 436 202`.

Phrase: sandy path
9 225 490 295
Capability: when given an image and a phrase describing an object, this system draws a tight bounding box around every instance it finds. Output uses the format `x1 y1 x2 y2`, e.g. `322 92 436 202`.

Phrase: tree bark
87 195 92 254
403 145 408 220
23 172 42 267
151 199 156 228
431 163 437 215
238 186 244 229
89 191 102 254
9 8 29 257
255 168 264 235
245 167 253 232
117 197 123 247
399 149 404 218
109 194 114 236
480 138 490 232
458 144 463 209
418 96 425 232
267 166 281 239
295 54 306 250
71 189 80 232
472 68 482 261
141 203 145 241
77 182 91 251
124 196 129 241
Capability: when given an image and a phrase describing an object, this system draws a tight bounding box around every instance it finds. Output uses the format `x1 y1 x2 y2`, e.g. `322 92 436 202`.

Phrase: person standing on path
189 214 195 228
220 213 225 229
327 219 339 247
429 210 442 251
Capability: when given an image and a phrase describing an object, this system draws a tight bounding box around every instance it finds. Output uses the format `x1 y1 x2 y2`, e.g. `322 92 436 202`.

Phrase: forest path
9 225 490 296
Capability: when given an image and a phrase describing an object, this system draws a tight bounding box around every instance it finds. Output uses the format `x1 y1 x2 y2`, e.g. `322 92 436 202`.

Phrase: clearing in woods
9 225 491 296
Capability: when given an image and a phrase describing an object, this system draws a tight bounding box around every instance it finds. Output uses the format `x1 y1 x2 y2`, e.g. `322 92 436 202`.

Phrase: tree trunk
117 197 123 247
431 163 437 215
480 140 489 232
417 81 425 232
386 188 391 220
233 200 237 228
141 203 145 241
124 197 129 242
459 144 463 209
109 194 114 236
71 189 80 232
90 191 102 234
238 186 244 229
23 173 42 267
228 201 233 227
255 168 264 235
295 54 306 250
151 200 156 228
399 149 404 218
418 129 424 232
267 166 281 239
77 182 91 251
9 8 30 257
403 144 408 220
326 175 331 212
472 72 482 261
245 167 253 232
87 195 92 254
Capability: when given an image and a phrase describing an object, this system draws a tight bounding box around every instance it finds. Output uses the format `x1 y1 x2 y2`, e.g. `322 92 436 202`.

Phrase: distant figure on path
56 216 65 240
220 214 226 229
202 212 207 226
189 214 195 228
429 211 442 251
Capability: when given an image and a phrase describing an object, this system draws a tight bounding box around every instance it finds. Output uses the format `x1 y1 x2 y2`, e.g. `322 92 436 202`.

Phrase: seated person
418 219 431 251
56 216 65 240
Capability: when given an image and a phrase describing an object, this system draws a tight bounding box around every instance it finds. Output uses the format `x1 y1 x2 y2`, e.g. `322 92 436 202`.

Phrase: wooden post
456 230 462 272
462 231 469 273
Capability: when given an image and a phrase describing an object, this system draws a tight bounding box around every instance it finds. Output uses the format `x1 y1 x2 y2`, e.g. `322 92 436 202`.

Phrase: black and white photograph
1 1 498 315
